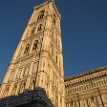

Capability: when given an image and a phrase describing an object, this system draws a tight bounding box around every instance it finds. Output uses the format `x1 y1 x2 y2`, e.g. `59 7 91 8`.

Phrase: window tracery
37 10 45 20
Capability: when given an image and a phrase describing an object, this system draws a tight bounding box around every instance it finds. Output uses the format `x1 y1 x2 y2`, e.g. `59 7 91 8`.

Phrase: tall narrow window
32 40 39 50
24 44 30 55
38 24 43 31
53 19 56 25
37 10 45 20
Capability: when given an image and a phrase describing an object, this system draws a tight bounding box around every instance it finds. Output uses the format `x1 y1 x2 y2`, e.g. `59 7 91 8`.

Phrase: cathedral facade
0 0 107 107
65 66 107 107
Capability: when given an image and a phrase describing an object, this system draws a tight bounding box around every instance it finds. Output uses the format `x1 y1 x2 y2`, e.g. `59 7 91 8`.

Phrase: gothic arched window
32 40 39 50
37 10 45 20
38 24 43 31
24 44 30 55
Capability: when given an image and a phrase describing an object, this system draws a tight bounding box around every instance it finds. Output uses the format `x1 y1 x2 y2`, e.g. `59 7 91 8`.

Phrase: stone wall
65 66 107 107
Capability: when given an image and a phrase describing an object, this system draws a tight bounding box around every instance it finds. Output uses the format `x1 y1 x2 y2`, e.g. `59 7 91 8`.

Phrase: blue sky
0 0 107 83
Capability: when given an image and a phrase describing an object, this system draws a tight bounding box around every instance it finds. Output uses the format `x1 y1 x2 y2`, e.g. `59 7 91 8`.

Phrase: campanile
0 0 65 107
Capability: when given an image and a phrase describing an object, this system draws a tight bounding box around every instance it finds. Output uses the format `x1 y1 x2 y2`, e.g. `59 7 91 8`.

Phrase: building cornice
33 1 61 19
65 66 107 82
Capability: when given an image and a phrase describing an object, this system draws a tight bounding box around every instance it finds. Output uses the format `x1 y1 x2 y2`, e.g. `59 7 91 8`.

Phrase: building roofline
33 0 61 19
65 66 107 81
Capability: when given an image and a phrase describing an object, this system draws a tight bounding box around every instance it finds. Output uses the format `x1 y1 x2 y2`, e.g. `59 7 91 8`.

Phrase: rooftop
65 66 107 81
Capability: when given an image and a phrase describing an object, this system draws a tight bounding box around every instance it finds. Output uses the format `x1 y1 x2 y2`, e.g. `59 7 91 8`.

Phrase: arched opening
24 44 30 55
32 40 39 50
37 10 45 20
38 24 43 31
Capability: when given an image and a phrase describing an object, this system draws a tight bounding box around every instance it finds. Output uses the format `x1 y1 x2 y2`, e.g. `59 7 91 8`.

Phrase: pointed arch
38 24 43 31
37 10 45 20
32 40 39 51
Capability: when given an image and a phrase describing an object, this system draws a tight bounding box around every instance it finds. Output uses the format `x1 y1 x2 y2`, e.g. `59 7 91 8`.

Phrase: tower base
0 87 54 107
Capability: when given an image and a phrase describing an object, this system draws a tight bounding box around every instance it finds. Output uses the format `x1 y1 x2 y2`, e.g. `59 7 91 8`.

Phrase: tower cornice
33 1 61 19
65 66 107 82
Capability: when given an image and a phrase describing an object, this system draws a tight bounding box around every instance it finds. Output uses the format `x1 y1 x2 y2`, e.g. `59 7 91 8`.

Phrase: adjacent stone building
65 66 107 107
0 0 107 107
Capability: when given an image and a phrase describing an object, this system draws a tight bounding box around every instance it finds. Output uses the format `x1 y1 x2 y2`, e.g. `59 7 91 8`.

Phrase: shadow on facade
0 87 54 107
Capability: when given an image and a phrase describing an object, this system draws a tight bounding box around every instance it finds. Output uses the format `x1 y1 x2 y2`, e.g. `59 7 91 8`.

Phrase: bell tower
0 0 65 107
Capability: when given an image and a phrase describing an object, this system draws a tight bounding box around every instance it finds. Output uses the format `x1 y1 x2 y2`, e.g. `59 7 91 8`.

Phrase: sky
0 0 107 83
